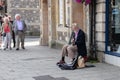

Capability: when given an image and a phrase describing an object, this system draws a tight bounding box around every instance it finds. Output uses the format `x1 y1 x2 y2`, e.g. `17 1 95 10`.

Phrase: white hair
72 23 79 28
15 14 21 19
3 17 9 23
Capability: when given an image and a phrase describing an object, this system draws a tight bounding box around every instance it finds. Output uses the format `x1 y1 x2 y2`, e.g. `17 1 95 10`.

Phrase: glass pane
59 0 64 25
108 0 120 52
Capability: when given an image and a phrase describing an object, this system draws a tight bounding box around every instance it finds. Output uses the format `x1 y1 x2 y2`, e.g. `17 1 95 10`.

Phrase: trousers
61 44 78 59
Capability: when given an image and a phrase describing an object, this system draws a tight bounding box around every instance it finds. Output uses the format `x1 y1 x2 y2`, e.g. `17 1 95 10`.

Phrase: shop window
108 0 120 53
65 0 71 26
58 0 65 27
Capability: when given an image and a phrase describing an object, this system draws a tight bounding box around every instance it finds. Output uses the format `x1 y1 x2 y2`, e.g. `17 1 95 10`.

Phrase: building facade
40 0 120 67
91 0 120 66
105 0 120 66
85 0 120 66
40 0 89 47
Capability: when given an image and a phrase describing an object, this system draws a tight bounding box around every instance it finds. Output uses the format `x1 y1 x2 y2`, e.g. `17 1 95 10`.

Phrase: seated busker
57 23 87 68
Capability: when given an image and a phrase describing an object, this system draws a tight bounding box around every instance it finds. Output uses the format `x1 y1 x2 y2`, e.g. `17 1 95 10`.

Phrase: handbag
77 56 85 68
1 33 6 37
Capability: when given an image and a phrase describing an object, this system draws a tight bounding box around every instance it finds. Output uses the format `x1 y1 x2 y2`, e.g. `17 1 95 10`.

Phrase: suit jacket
74 29 87 57
13 20 27 35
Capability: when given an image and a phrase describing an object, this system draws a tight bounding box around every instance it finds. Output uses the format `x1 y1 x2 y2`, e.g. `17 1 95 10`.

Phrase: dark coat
75 29 87 57
68 31 75 44
69 29 87 57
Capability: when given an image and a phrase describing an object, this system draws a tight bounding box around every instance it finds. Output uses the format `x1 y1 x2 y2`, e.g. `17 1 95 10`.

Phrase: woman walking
0 17 12 50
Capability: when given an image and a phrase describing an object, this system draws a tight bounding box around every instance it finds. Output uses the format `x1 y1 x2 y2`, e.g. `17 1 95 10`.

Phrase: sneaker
56 60 65 65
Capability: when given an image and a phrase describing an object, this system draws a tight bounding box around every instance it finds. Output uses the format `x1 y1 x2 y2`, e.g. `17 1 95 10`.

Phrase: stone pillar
40 0 49 46
96 0 106 62
48 0 57 48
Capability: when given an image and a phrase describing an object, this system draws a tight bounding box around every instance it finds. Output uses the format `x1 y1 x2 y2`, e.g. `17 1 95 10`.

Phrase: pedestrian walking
8 16 16 48
13 14 27 50
0 16 3 48
0 17 13 50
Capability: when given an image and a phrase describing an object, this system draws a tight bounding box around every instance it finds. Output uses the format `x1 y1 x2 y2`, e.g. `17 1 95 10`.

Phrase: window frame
105 0 120 56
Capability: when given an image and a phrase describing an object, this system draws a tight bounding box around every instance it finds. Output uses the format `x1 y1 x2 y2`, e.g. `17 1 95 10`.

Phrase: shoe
9 47 12 50
16 48 19 50
22 47 25 49
56 60 65 65
3 48 6 50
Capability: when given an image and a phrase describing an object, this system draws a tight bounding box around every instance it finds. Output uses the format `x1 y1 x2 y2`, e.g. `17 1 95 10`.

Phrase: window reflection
108 0 120 53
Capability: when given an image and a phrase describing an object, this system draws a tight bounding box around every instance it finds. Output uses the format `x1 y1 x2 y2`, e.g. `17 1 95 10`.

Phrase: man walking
13 14 27 50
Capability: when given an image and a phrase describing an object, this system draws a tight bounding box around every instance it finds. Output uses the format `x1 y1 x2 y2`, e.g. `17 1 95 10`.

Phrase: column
40 0 49 46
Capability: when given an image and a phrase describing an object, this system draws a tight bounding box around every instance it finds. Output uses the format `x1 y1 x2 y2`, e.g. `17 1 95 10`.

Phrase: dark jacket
75 29 87 57
68 31 75 44
73 29 87 57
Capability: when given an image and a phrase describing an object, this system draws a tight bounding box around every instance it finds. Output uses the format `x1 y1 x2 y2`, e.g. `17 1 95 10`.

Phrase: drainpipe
93 0 97 60
105 0 109 52
89 0 97 60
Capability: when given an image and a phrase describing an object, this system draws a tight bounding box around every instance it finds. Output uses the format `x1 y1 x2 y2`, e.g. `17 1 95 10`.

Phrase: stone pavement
0 38 120 80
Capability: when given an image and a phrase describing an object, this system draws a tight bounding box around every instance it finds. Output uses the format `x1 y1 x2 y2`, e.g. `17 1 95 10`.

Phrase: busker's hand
71 39 75 45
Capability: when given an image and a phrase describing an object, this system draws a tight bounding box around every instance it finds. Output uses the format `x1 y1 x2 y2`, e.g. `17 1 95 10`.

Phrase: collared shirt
74 31 78 40
16 20 23 30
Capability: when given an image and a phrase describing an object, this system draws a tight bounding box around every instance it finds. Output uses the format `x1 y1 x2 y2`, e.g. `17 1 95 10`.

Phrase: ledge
106 51 120 57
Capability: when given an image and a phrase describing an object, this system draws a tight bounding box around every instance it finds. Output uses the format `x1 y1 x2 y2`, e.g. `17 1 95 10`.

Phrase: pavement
0 38 120 80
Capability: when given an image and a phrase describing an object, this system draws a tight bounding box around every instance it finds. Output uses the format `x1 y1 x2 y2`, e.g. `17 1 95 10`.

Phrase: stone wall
96 0 106 62
72 0 84 30
7 0 40 36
